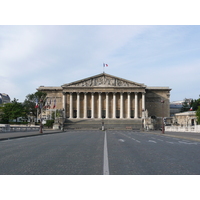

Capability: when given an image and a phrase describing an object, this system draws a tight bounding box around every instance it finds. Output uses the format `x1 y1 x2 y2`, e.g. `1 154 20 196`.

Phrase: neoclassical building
37 73 171 125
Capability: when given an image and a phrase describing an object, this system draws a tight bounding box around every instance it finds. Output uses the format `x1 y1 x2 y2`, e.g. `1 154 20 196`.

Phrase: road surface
0 130 200 175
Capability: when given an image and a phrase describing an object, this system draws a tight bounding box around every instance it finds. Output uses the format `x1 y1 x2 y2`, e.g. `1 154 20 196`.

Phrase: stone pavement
0 129 63 141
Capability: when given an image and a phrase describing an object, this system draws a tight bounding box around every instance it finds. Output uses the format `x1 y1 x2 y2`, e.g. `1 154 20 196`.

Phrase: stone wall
146 88 170 118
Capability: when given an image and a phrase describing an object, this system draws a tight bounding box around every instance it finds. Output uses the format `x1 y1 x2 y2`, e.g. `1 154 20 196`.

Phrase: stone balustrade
165 125 200 133
0 124 40 132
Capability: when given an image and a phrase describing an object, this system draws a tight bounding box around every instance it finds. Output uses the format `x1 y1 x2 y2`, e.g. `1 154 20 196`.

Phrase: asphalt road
0 130 200 175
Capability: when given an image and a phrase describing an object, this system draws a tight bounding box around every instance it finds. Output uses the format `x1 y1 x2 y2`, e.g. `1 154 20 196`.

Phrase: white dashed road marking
178 141 198 145
148 140 157 143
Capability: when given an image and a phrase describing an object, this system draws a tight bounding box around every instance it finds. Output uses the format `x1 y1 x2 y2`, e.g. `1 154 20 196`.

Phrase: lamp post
37 98 46 134
39 99 44 133
161 100 165 134
102 117 105 131
62 108 65 132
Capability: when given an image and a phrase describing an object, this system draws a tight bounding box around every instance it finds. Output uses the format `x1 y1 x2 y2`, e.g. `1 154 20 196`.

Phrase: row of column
63 92 145 119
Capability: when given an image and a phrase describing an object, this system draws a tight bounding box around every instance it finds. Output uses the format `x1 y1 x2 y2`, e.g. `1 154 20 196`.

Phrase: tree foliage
196 106 200 124
181 98 200 112
23 91 47 120
191 99 200 111
180 101 190 112
0 91 48 124
0 98 27 123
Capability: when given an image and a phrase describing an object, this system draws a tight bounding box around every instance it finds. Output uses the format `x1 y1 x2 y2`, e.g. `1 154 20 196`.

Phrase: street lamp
102 117 105 131
37 98 46 134
39 99 44 133
161 100 165 134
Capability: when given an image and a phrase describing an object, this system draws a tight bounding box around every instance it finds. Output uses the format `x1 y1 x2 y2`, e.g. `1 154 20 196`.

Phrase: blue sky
0 25 200 102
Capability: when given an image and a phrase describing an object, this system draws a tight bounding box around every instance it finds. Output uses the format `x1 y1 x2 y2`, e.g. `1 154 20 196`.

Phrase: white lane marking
178 141 198 145
148 140 157 143
166 141 174 144
131 138 141 143
121 133 141 143
103 131 110 175
118 139 125 142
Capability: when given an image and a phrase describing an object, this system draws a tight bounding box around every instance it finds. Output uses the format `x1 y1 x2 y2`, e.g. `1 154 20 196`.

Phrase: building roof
37 86 62 91
37 73 171 92
0 93 10 104
62 73 146 88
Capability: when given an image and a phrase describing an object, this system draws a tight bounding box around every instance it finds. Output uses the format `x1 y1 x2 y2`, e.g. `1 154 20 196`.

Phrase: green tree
196 106 200 124
23 91 47 121
0 98 27 123
181 101 190 112
191 99 200 111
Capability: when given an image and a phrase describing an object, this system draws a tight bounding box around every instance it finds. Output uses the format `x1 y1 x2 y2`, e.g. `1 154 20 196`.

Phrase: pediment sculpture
64 74 143 87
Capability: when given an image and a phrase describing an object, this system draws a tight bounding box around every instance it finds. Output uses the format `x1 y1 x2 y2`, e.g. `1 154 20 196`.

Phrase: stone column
142 92 145 118
84 92 87 119
134 92 138 119
91 92 94 118
127 92 131 118
106 92 109 118
113 92 116 118
63 93 66 118
69 92 73 118
77 92 80 119
98 92 102 119
120 92 123 118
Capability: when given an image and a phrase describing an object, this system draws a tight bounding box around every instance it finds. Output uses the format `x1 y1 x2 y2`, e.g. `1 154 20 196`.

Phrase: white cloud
0 25 200 102
0 76 21 101
135 60 200 101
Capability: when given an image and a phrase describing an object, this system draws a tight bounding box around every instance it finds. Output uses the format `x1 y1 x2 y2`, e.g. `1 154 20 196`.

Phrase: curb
0 130 64 141
145 131 200 142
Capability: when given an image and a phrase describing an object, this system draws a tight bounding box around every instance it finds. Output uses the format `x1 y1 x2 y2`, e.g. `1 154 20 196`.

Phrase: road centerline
103 131 110 175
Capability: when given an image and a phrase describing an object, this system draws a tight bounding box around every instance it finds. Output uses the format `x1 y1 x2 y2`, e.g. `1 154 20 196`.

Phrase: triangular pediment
62 73 145 88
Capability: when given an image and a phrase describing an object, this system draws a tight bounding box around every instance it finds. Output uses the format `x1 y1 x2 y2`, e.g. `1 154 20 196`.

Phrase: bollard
102 121 105 131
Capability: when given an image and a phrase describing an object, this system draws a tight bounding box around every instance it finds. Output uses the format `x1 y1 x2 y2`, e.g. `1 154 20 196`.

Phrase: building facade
37 73 171 121
174 111 197 126
0 93 10 105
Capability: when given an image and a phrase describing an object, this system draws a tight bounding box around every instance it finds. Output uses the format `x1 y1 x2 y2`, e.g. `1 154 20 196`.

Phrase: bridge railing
165 125 200 133
0 124 40 132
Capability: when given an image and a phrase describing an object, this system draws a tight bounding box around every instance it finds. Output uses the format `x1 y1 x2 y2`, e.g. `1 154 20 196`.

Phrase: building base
64 118 143 131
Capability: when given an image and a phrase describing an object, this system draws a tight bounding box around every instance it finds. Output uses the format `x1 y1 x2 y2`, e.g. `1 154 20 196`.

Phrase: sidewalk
147 130 200 142
0 129 63 141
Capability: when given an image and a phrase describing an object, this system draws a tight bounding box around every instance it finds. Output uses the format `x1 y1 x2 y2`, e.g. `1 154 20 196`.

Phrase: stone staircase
64 119 143 130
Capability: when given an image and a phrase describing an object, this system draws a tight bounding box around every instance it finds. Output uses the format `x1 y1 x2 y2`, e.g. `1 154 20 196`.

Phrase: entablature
63 87 146 94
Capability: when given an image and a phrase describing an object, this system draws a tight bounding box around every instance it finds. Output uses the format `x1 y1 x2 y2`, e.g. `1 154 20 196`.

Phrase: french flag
53 99 56 109
35 99 39 108
103 63 108 67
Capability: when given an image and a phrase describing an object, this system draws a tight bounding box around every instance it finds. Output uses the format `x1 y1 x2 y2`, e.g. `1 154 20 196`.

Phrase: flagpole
103 63 108 73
